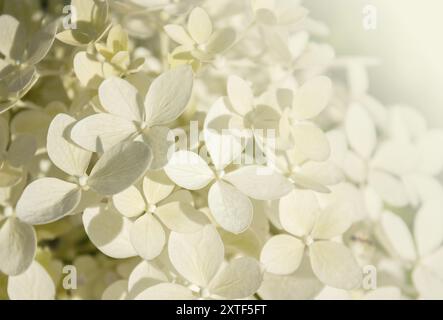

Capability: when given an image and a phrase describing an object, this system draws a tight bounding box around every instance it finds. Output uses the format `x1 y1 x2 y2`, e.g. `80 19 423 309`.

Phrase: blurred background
306 0 443 128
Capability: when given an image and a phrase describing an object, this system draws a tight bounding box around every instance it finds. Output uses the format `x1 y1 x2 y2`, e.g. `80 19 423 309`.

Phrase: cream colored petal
130 214 165 260
168 225 224 287
141 125 174 170
368 170 409 207
204 97 246 170
292 76 332 120
187 7 212 44
260 234 305 275
414 200 443 257
16 178 81 225
279 189 318 237
71 113 138 153
88 141 152 195
377 210 417 261
223 165 292 200
209 257 262 299
144 66 193 126
164 24 194 46
112 185 146 218
208 180 253 234
142 170 175 205
7 261 55 300
164 151 214 190
83 204 137 259
155 201 209 233
292 123 330 161
47 113 92 176
309 241 362 290
0 217 36 276
227 75 253 116
98 77 144 121
73 52 104 89
311 202 352 240
102 280 128 300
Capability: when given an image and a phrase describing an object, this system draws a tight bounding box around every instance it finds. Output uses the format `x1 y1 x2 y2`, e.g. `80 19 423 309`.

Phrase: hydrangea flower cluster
0 0 443 300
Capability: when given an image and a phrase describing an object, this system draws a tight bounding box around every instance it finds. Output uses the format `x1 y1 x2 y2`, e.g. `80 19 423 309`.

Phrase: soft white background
306 0 443 128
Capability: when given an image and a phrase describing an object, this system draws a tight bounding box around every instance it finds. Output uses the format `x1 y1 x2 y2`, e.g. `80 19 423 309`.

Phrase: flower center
78 175 89 188
4 206 14 217
304 235 314 246
147 203 157 213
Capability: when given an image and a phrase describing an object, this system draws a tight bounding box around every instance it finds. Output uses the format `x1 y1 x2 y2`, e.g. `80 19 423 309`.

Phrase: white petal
0 217 36 276
412 247 443 299
47 114 92 176
414 200 443 257
377 210 416 261
135 283 194 300
208 180 253 234
223 165 292 200
204 97 246 170
128 260 168 298
227 76 253 116
164 151 214 190
164 24 194 46
298 161 344 186
311 203 352 240
112 185 146 218
209 257 262 299
70 113 138 153
279 189 318 237
141 125 174 170
88 141 152 195
258 257 323 300
130 214 165 260
292 76 332 120
16 178 81 225
368 170 409 207
205 28 236 53
168 225 224 287
25 20 57 65
292 123 330 161
310 241 362 290
345 103 376 159
343 151 367 183
99 77 144 121
143 170 174 205
260 234 305 275
371 141 418 176
102 280 128 300
156 201 208 233
73 51 104 88
83 204 137 259
7 261 55 300
144 66 193 126
187 7 212 44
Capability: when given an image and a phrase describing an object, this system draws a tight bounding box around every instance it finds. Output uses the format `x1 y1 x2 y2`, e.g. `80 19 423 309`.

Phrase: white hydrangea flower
135 225 262 299
0 15 57 113
71 66 193 169
376 200 443 299
260 189 362 289
165 7 235 69
16 113 152 225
